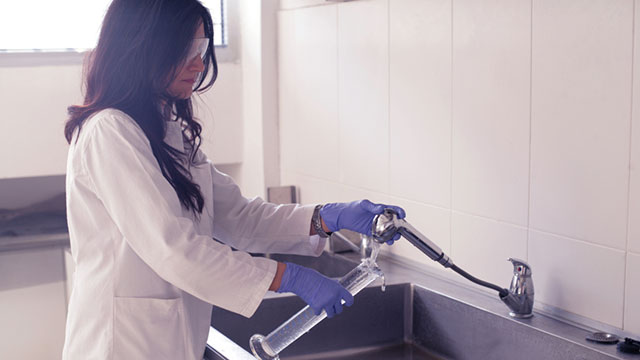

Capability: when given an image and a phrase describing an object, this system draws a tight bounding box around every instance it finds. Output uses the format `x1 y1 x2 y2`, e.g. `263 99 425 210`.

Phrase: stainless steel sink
265 252 360 278
206 252 633 360
206 252 438 359
208 283 440 359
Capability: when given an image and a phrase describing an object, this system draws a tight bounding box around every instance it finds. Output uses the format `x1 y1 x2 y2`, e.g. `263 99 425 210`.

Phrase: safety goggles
186 37 210 61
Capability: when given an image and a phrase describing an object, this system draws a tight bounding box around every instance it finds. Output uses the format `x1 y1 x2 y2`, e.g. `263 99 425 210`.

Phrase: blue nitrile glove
319 199 406 244
276 262 354 318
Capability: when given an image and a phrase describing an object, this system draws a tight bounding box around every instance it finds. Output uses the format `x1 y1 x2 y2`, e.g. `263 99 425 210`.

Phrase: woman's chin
168 89 194 100
167 81 196 99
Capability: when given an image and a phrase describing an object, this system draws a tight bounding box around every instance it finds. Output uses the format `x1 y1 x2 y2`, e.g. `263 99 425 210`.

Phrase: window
207 0 228 47
0 0 227 53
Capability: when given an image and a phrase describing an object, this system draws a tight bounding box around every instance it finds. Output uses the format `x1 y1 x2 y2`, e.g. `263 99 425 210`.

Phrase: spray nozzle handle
371 209 401 244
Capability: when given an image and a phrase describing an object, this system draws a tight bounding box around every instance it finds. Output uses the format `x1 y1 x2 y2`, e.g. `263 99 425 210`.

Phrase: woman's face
167 23 207 99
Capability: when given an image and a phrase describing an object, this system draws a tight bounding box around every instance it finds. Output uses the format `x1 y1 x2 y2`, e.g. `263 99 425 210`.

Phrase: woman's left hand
319 200 406 244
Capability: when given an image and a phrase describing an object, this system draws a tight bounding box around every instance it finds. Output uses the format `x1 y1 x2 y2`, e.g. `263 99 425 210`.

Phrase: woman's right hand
276 262 354 318
319 200 406 244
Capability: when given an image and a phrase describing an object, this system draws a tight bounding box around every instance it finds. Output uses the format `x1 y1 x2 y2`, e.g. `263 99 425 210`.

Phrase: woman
62 0 405 359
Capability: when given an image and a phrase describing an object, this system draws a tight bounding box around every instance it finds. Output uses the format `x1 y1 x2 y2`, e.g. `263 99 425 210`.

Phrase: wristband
312 204 332 238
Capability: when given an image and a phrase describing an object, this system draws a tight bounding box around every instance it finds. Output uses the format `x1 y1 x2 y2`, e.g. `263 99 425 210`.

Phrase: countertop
0 232 69 252
0 211 69 252
215 249 639 359
0 192 69 252
335 250 640 360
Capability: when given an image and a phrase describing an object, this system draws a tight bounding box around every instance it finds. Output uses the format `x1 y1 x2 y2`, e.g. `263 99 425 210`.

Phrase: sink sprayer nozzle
371 209 533 318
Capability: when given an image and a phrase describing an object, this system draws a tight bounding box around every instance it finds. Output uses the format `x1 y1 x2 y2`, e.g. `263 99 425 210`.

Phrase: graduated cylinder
249 242 384 360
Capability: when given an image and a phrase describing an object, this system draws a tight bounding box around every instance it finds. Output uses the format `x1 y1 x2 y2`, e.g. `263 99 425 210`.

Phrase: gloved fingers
360 199 384 214
312 305 323 316
341 290 354 307
361 200 406 219
334 301 344 315
325 304 336 318
386 232 402 245
386 205 406 218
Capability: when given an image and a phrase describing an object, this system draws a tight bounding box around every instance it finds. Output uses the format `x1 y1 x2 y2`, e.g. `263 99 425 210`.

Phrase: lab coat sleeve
206 158 326 256
80 110 276 318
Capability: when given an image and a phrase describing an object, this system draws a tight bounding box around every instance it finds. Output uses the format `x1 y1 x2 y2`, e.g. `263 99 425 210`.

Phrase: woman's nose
188 55 205 72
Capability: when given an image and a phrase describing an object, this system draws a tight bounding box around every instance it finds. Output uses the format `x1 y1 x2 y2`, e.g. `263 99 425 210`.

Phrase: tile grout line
295 167 632 255
336 4 342 185
524 226 627 253
449 0 455 258
387 0 391 198
526 0 534 264
622 0 637 332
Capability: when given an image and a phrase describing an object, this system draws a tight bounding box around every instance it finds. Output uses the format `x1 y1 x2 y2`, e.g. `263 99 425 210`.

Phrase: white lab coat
62 108 325 360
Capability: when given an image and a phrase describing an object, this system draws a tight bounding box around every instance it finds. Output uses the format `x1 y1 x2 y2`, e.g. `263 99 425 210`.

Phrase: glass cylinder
250 243 383 360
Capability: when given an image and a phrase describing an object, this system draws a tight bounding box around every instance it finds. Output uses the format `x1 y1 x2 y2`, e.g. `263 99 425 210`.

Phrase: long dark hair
64 0 218 218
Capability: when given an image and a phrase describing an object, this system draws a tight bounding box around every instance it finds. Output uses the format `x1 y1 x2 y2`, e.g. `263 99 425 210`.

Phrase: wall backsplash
277 0 640 335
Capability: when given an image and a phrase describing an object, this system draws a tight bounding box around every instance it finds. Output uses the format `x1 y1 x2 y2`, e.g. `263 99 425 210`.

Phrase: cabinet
0 247 68 359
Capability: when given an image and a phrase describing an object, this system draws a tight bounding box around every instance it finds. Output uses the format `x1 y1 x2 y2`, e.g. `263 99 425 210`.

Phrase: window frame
0 0 238 67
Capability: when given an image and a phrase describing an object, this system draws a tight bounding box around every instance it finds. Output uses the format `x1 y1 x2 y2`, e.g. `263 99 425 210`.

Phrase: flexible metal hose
450 264 509 298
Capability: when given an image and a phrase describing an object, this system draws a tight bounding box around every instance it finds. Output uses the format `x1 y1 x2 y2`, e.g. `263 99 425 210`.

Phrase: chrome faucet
501 258 534 318
371 209 534 318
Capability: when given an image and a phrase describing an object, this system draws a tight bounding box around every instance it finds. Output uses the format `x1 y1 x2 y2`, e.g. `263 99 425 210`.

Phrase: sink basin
207 252 437 359
266 252 359 278
206 252 630 360
209 283 439 359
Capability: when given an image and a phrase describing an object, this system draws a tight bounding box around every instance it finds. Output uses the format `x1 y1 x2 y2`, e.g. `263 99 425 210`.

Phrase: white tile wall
529 0 633 249
278 6 340 181
529 230 625 327
389 0 452 208
625 252 640 334
277 11 298 175
337 0 390 193
281 171 389 206
282 171 342 204
451 212 528 287
451 0 531 226
629 0 640 254
278 0 639 334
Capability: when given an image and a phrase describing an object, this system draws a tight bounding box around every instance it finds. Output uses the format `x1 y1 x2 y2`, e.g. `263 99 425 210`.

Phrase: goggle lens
187 37 210 61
